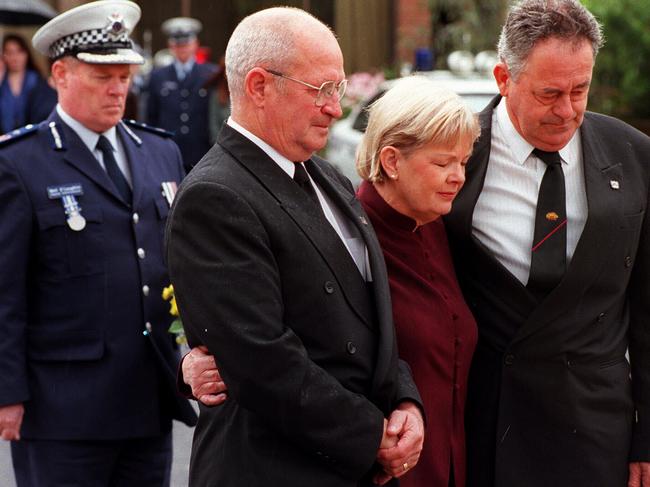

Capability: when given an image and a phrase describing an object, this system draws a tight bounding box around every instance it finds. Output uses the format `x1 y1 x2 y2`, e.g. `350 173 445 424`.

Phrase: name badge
47 183 86 231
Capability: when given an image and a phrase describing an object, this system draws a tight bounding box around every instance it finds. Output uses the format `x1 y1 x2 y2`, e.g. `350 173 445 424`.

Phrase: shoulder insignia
0 123 41 148
47 121 66 150
122 119 174 139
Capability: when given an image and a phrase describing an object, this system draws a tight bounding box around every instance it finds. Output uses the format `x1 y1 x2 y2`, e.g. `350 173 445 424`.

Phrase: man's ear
244 67 270 108
50 59 67 89
493 62 511 97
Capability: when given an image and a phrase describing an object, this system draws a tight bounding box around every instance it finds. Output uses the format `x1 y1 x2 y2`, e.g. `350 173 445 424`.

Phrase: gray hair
225 7 333 103
497 0 604 79
356 76 480 184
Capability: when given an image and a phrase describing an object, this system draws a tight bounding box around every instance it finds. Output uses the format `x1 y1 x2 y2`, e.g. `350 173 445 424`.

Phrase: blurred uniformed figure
0 1 196 485
146 17 217 172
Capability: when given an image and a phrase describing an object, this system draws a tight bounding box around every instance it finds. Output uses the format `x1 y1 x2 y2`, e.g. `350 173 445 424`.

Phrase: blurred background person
356 75 480 487
146 17 216 172
202 55 230 144
0 34 56 133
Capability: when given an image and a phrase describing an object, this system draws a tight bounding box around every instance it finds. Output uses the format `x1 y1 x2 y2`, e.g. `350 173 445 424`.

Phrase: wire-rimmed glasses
265 68 347 107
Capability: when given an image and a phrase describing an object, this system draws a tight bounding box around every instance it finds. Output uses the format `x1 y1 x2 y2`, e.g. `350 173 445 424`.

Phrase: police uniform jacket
0 110 196 440
146 61 216 172
445 95 650 487
166 125 422 487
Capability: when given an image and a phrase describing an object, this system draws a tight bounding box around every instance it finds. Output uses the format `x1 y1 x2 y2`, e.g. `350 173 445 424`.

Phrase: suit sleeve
0 155 32 406
628 150 650 461
166 180 384 480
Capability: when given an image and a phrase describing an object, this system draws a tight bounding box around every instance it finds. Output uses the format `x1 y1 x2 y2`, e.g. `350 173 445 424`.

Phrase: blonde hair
356 76 480 183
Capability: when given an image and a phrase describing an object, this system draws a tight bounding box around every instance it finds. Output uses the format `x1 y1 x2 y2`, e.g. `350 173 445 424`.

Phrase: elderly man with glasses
165 6 424 487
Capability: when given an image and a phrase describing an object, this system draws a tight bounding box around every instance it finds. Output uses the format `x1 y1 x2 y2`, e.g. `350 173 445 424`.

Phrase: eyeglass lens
315 79 347 106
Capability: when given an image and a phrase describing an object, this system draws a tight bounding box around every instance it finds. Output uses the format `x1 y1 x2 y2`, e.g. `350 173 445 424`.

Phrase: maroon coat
358 181 477 487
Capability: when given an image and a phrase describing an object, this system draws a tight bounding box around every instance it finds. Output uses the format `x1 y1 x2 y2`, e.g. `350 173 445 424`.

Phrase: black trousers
11 432 172 487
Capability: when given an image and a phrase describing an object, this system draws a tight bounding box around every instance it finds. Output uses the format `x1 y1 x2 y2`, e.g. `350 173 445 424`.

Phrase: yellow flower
162 284 174 301
169 297 179 317
162 283 185 341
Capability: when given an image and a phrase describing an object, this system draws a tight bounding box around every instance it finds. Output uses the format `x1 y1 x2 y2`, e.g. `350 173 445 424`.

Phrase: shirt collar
174 59 195 78
226 117 298 177
56 104 118 154
495 97 579 166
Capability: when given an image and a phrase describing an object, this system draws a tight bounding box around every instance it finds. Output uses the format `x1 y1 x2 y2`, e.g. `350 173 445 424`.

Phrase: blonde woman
356 75 480 487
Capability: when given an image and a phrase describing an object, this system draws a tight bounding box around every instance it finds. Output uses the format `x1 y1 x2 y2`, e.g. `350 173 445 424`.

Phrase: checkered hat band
49 29 131 59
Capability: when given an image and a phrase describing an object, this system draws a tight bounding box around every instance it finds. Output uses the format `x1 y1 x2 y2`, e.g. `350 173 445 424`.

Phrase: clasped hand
373 401 424 485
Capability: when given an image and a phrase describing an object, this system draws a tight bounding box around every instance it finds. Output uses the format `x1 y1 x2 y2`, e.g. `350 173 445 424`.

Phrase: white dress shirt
227 118 371 280
471 99 588 285
57 104 132 187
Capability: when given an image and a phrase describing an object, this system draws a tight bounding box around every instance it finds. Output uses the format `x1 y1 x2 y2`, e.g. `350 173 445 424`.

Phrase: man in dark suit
146 17 216 172
165 7 424 487
0 2 196 485
443 1 650 486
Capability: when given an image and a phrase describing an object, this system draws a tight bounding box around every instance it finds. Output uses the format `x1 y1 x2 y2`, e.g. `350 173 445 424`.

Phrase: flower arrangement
162 284 186 344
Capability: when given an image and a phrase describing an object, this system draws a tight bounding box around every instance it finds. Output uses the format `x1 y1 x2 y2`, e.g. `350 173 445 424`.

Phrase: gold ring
403 462 409 471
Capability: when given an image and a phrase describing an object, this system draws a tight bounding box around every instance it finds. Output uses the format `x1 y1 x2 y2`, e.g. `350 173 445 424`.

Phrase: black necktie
527 148 567 297
96 135 132 203
294 163 322 210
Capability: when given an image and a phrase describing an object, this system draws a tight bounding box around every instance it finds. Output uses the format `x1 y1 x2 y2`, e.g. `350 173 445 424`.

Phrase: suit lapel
514 115 622 342
218 126 375 329
305 160 399 390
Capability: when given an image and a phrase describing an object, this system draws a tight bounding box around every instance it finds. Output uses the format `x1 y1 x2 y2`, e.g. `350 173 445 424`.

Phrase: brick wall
395 0 432 68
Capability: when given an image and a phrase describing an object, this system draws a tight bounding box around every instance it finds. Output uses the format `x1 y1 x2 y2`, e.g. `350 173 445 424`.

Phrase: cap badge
106 13 126 39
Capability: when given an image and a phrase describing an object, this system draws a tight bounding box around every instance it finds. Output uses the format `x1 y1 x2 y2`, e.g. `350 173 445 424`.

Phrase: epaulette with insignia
122 119 174 139
0 123 41 148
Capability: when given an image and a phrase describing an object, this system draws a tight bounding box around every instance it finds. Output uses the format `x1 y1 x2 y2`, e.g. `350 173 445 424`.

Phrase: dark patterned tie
527 148 567 297
96 135 132 204
294 163 322 209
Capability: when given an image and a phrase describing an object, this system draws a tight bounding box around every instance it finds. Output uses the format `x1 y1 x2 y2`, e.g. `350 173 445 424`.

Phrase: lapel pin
359 216 368 225
610 180 620 190
545 212 559 221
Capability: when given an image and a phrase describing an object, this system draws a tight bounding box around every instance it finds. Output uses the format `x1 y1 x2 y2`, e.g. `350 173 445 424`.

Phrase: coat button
137 248 146 259
324 281 335 294
504 353 515 366
180 126 190 134
142 285 150 296
624 256 633 268
346 341 357 354
180 113 189 122
132 212 139 224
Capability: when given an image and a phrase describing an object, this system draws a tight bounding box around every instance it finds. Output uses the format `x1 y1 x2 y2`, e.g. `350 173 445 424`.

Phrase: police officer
0 1 196 485
146 17 216 172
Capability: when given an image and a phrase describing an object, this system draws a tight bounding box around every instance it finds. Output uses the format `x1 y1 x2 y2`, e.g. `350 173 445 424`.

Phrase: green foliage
583 0 650 119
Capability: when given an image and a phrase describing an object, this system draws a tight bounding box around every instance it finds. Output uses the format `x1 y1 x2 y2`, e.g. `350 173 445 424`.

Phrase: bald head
225 7 337 105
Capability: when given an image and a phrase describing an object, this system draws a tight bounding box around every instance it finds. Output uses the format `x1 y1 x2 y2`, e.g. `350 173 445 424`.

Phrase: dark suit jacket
146 62 216 171
445 96 650 487
166 125 421 487
0 111 196 440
